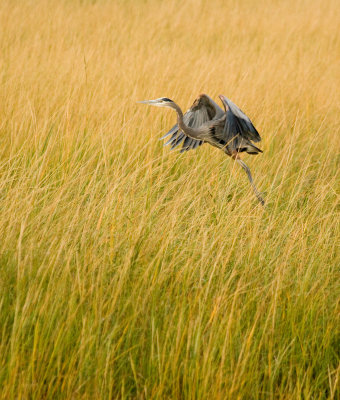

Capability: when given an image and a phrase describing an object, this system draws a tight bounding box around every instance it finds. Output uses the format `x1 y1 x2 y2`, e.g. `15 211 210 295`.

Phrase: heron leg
232 154 265 206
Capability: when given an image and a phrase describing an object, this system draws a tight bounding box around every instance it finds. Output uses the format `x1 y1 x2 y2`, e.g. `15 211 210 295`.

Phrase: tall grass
0 0 339 398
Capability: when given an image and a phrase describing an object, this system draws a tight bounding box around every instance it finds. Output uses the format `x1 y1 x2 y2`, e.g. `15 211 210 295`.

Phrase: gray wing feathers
161 94 224 152
160 124 178 140
211 111 261 155
162 124 201 152
223 98 261 143
203 95 224 119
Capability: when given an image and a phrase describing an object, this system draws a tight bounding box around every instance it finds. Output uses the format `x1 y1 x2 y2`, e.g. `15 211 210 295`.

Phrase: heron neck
171 102 199 138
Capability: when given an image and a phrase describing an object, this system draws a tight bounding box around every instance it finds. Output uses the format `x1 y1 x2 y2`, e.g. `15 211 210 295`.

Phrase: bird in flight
138 94 265 205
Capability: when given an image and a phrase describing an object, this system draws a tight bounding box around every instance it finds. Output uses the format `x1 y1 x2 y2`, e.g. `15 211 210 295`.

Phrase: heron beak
137 99 160 105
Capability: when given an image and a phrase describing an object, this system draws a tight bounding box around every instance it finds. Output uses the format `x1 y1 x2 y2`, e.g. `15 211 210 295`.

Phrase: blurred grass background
0 0 339 398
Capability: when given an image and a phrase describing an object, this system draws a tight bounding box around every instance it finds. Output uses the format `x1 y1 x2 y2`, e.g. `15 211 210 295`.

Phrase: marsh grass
0 0 339 398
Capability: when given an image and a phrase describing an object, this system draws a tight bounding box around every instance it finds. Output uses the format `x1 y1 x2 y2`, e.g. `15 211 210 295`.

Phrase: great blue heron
139 94 265 205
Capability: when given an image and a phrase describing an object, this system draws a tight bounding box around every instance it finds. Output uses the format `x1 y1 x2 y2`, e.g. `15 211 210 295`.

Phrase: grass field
0 0 339 398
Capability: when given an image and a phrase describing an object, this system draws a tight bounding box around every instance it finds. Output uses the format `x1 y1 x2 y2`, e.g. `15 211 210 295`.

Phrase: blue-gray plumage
138 94 265 205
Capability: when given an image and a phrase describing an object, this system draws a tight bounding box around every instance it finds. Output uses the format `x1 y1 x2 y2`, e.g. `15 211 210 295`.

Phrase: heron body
138 94 265 206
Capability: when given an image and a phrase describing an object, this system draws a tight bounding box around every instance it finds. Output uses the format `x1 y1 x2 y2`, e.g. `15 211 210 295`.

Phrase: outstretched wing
221 97 261 143
161 94 224 153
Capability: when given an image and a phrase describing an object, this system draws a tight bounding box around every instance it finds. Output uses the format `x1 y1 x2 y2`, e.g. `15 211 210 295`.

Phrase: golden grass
0 0 339 398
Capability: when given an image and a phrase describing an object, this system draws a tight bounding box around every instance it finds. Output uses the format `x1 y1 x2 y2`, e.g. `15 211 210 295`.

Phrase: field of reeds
0 0 339 398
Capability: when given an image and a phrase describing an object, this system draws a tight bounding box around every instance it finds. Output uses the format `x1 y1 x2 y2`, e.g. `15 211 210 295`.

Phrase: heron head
138 97 175 108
